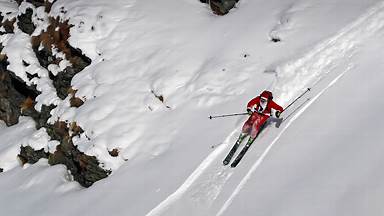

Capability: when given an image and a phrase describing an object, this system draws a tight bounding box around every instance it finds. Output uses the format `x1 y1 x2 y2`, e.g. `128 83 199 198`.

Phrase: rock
45 121 110 187
0 168 3 172
0 98 19 126
18 146 49 165
2 1 108 187
1 17 16 35
32 44 56 69
270 37 281 43
69 121 84 137
25 0 45 8
17 8 35 35
52 68 77 99
209 0 239 15
31 17 91 99
0 55 39 126
68 45 92 73
18 120 110 187
70 96 84 108
15 0 56 13
24 104 56 129
109 148 119 157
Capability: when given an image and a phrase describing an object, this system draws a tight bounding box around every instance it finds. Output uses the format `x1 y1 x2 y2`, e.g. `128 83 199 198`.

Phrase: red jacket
247 96 283 115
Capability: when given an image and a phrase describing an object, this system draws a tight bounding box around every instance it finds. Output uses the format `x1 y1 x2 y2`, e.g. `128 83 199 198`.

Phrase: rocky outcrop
0 56 21 126
0 13 16 35
108 148 119 157
18 146 49 164
202 0 239 15
17 110 110 187
0 1 110 187
0 53 40 126
31 17 91 99
17 8 35 35
15 0 56 12
46 121 110 187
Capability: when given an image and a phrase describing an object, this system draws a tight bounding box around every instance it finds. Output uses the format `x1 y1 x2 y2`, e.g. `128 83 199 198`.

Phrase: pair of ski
223 133 255 167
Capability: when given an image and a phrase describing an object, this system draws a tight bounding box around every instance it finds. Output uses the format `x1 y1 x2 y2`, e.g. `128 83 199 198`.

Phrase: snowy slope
0 0 383 215
221 32 384 216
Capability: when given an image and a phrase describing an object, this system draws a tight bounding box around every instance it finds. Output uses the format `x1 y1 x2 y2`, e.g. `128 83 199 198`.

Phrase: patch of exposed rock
0 52 40 126
0 12 16 35
17 8 35 35
202 0 239 15
1 1 110 187
31 17 91 99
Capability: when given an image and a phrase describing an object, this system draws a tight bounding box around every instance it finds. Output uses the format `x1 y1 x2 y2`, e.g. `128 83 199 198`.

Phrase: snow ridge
274 0 384 106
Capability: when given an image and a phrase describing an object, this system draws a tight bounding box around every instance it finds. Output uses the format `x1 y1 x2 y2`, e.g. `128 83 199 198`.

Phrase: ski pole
283 88 311 112
209 112 248 119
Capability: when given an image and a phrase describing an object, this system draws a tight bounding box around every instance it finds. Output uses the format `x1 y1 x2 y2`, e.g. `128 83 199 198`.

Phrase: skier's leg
237 132 247 142
224 127 248 165
250 114 269 138
241 115 255 136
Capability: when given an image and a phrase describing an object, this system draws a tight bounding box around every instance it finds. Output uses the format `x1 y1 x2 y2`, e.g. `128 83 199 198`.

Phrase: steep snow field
0 0 383 215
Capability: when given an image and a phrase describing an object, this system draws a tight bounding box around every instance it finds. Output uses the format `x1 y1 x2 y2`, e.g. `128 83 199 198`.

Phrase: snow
0 0 384 215
221 34 384 216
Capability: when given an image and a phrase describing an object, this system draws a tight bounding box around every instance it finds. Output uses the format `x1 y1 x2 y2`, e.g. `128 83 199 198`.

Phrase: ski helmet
260 90 273 100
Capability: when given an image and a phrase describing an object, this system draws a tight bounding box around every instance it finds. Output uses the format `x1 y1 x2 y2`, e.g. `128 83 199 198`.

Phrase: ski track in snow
147 2 384 215
216 69 350 216
146 129 238 216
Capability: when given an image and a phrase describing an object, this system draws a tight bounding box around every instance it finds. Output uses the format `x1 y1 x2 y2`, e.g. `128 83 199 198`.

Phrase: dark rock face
0 54 39 126
15 0 56 12
0 12 16 35
18 146 49 164
109 148 119 157
25 104 56 129
25 0 45 7
47 121 110 187
31 17 91 99
70 96 84 108
17 8 36 35
271 37 281 43
208 0 239 15
0 2 109 187
53 68 78 99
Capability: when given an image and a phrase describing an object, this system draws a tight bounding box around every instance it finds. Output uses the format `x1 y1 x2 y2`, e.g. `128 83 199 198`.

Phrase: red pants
242 113 269 138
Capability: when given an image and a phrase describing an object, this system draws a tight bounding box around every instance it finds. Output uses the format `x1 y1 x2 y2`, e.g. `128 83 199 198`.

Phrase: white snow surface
1 0 384 215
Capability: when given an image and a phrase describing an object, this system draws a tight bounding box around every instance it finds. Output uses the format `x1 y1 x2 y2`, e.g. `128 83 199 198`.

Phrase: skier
241 90 283 142
223 90 283 166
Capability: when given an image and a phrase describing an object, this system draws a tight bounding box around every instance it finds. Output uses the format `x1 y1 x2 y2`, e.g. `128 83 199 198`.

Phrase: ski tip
223 160 229 166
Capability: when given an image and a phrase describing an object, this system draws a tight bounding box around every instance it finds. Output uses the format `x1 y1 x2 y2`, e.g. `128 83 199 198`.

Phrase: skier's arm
269 100 283 118
269 100 283 112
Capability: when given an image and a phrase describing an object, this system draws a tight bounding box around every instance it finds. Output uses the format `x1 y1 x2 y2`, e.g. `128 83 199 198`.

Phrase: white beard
257 100 267 113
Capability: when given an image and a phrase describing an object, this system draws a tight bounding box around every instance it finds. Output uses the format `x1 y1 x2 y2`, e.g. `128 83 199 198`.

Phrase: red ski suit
242 96 283 138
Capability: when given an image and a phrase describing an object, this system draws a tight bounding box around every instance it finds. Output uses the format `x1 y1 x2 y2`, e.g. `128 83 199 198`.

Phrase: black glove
275 111 281 118
247 108 253 115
